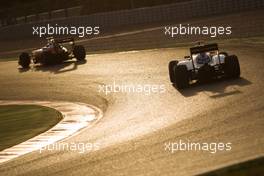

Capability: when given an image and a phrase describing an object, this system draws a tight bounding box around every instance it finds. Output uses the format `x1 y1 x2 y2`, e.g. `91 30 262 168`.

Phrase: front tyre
225 55 240 78
174 65 189 89
73 45 86 61
168 60 178 83
19 52 31 68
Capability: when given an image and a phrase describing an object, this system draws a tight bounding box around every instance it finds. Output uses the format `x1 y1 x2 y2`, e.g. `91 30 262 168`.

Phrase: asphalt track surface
0 36 263 175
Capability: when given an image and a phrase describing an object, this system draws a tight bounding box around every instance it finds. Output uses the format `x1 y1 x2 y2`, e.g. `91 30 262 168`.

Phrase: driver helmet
197 52 210 64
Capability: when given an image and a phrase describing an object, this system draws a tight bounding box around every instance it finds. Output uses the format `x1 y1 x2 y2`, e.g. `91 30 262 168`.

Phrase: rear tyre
168 60 178 83
73 45 86 61
19 52 31 68
174 65 189 89
225 55 240 78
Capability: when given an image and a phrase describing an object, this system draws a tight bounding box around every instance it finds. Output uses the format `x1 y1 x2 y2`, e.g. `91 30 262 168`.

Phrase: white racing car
169 43 240 89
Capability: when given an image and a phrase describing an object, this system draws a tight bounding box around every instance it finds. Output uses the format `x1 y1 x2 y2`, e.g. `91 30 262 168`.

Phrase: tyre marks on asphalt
0 100 103 164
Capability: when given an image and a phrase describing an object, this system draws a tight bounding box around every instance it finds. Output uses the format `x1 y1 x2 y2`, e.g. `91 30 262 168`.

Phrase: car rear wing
55 37 75 44
190 43 218 55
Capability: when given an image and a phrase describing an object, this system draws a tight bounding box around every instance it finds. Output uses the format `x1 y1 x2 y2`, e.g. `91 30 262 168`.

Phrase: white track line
0 100 103 164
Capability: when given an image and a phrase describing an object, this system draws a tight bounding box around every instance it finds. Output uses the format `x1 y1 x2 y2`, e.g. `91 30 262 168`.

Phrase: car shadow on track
173 77 252 98
18 60 86 74
18 67 30 73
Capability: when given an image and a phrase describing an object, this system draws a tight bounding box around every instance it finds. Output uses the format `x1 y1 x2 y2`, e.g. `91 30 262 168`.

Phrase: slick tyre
225 55 240 78
168 60 178 83
19 52 31 68
73 45 86 61
174 65 189 89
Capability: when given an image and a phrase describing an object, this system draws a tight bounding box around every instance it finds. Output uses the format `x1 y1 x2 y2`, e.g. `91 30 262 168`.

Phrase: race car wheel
225 55 240 78
19 52 31 68
174 65 189 89
73 45 86 61
168 60 178 83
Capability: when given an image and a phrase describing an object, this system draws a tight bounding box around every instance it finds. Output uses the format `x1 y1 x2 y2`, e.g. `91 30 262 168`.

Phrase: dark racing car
18 37 86 68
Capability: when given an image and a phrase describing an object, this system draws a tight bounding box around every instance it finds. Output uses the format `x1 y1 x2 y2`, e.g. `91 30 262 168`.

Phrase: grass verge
0 105 62 151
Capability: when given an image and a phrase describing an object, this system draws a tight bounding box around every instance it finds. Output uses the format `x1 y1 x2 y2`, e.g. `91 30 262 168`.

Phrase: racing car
18 37 86 68
169 43 240 89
